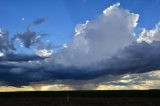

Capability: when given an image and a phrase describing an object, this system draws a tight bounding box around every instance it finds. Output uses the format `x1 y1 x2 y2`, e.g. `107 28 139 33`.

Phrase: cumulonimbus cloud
0 3 160 88
54 3 139 67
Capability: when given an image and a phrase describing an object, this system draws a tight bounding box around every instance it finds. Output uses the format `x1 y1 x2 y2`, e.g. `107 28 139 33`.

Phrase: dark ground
0 90 160 106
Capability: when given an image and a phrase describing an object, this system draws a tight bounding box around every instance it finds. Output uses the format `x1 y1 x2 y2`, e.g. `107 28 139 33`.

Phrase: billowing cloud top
137 22 160 43
55 3 139 66
0 3 160 89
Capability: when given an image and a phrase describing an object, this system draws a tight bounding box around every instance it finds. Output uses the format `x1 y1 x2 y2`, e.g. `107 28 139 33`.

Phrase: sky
1 0 160 45
0 0 160 91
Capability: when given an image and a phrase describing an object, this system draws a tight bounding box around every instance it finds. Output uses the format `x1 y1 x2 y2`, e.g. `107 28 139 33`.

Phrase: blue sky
0 0 160 46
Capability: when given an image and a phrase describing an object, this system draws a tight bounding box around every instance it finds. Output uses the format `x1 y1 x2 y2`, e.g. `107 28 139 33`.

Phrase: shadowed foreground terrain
0 90 160 106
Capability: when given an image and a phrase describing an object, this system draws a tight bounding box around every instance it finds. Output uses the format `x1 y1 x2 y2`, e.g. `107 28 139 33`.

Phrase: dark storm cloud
0 18 47 52
12 29 42 48
1 41 160 86
0 29 15 54
105 41 160 75
10 18 47 48
0 54 45 62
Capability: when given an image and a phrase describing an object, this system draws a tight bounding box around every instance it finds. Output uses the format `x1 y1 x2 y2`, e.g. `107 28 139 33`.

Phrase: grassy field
0 90 160 106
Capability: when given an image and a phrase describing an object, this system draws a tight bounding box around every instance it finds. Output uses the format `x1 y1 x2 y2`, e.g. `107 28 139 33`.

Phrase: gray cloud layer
1 41 160 86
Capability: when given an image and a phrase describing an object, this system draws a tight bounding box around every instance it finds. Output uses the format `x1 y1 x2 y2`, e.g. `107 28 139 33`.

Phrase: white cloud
36 49 53 57
75 20 89 36
0 52 5 57
54 3 139 67
137 22 160 43
63 44 68 48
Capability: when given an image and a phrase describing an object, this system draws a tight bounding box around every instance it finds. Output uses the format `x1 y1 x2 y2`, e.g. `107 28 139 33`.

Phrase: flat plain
0 90 160 106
